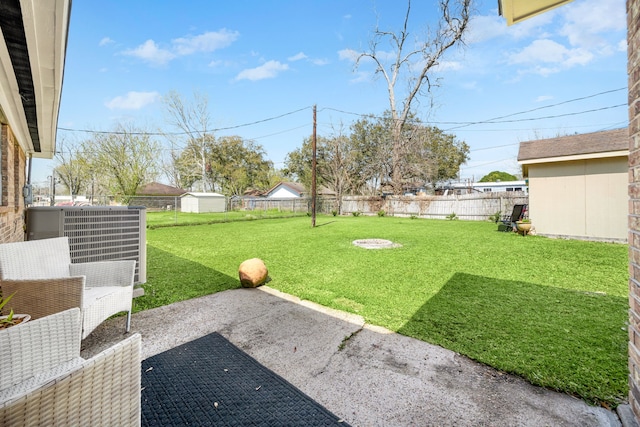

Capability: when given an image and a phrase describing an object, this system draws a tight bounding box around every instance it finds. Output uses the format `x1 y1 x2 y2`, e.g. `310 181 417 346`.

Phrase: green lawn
146 209 307 228
137 215 629 407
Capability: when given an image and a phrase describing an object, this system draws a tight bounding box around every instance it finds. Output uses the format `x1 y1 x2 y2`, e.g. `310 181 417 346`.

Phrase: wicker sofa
0 308 141 426
0 236 136 339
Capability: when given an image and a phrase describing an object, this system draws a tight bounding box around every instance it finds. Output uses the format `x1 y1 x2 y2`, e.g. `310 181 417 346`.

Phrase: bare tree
319 124 355 214
163 90 215 191
54 136 91 201
356 0 472 194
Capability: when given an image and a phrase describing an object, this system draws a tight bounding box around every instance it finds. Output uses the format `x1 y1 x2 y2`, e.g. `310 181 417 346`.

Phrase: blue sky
33 0 628 187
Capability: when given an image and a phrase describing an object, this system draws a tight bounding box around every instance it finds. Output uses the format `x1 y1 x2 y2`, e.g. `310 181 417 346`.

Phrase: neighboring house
0 1 71 243
181 192 226 213
437 181 527 195
518 128 628 242
266 182 306 198
131 182 186 210
472 181 527 193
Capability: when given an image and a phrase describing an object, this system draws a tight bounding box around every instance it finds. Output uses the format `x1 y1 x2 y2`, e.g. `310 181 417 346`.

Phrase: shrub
377 210 386 217
331 210 338 217
352 211 361 217
410 215 418 220
489 211 502 223
446 212 458 221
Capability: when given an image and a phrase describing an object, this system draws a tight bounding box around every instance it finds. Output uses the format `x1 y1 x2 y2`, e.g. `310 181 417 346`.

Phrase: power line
470 143 519 152
321 87 627 128
57 106 311 136
55 87 626 138
444 87 626 131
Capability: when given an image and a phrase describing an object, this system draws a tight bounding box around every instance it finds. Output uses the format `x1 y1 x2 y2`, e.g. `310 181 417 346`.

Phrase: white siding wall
181 194 226 213
269 187 300 198
528 156 627 241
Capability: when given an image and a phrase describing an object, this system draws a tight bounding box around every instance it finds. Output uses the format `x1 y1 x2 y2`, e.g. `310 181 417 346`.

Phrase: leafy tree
355 0 471 194
88 123 160 203
408 125 469 189
208 136 273 196
283 137 317 190
266 168 288 189
349 115 392 194
479 171 517 182
347 113 467 193
284 133 354 212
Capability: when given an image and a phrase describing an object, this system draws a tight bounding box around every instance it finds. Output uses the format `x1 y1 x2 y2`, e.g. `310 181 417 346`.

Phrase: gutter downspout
23 154 33 205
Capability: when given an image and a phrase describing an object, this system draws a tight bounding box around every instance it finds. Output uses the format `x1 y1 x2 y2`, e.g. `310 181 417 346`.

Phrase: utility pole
311 104 317 227
50 172 56 206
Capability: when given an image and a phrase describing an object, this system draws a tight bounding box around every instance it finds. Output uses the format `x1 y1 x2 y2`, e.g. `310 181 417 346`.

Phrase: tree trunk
391 119 404 195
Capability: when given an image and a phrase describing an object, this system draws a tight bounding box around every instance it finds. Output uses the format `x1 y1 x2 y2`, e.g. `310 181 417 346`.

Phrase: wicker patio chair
0 308 141 427
0 236 136 339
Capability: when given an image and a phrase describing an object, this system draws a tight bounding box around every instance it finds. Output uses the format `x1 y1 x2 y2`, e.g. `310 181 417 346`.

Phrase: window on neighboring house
506 188 514 191
483 188 492 192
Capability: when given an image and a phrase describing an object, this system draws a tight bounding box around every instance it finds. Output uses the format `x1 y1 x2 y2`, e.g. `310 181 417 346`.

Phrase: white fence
121 192 528 222
339 192 528 220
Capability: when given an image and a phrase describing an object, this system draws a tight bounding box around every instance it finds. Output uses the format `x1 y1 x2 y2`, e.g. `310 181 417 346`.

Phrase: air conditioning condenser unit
26 206 146 285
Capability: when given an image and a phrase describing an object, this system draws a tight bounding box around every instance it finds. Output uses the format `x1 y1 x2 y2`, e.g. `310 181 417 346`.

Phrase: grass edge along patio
137 214 629 408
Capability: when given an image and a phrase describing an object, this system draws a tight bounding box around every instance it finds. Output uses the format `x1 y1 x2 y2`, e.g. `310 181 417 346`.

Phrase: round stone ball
238 258 269 288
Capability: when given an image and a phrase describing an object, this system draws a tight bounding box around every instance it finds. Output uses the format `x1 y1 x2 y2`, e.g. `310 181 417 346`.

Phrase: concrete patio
81 286 623 427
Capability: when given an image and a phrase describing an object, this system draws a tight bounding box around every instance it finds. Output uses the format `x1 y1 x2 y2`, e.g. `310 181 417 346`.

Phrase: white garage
180 192 226 213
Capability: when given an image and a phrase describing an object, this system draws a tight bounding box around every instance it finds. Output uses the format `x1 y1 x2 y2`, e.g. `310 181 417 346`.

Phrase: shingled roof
136 182 186 196
517 128 628 162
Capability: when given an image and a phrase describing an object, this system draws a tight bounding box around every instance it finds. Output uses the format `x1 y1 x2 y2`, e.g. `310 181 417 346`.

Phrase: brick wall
629 0 640 420
0 124 26 243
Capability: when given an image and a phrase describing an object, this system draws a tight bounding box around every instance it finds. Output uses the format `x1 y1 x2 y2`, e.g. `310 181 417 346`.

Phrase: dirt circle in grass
352 239 402 249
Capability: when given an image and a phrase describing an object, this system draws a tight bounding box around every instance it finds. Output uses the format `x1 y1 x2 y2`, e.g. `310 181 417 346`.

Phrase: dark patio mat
141 332 349 426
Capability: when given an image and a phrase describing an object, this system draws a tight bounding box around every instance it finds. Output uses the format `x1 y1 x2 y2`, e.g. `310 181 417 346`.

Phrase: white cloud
434 61 462 72
171 29 239 55
122 40 175 66
559 0 625 49
618 39 627 52
287 52 328 66
338 48 360 62
235 61 289 81
349 71 372 84
535 95 554 103
508 39 593 75
122 29 239 66
466 14 507 44
105 91 160 110
467 9 554 44
288 52 307 61
99 37 114 47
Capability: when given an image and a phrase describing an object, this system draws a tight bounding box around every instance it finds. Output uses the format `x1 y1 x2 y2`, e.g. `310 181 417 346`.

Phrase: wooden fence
132 192 528 221
338 192 528 221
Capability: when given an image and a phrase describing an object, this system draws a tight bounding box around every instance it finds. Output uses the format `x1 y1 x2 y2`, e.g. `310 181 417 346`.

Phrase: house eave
498 0 573 26
518 149 629 166
0 0 71 159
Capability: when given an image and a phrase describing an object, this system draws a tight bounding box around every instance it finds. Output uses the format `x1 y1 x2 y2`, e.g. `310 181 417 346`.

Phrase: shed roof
518 128 628 163
181 192 225 198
